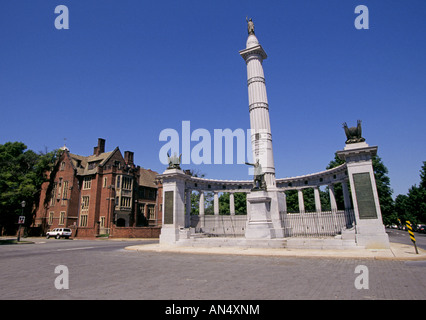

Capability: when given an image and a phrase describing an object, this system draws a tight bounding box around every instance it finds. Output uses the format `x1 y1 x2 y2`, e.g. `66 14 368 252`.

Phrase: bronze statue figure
343 120 365 144
245 159 266 190
246 17 255 35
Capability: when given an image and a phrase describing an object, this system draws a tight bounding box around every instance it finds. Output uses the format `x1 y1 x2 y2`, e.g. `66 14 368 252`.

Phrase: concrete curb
125 242 426 261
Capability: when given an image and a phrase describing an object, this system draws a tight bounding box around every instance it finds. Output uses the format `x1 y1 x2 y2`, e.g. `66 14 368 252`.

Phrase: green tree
0 142 60 235
285 189 299 213
397 161 426 224
372 155 394 225
218 192 247 215
393 162 426 225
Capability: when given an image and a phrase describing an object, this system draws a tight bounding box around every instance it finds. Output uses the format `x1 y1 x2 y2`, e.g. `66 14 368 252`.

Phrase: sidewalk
125 241 426 260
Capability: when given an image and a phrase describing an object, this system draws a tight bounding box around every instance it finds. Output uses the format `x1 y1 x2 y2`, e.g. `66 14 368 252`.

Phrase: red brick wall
110 226 160 238
74 227 97 238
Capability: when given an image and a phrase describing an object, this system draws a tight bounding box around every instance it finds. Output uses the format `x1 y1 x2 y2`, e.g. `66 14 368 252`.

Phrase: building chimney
94 138 106 156
124 151 134 166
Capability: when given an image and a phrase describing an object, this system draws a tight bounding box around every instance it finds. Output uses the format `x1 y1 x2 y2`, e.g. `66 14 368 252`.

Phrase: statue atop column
342 120 366 144
246 17 255 35
167 152 182 170
245 159 266 190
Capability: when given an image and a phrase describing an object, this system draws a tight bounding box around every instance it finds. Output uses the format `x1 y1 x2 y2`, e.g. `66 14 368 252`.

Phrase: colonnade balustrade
178 163 355 237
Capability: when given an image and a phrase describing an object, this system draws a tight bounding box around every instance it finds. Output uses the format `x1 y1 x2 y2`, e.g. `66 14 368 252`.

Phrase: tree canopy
0 142 60 234
394 161 426 225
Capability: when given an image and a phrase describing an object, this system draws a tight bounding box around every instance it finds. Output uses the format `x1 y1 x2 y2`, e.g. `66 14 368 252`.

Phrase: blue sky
0 1 425 197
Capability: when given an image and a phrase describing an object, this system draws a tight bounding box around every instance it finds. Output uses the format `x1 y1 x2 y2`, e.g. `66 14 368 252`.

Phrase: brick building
32 138 162 238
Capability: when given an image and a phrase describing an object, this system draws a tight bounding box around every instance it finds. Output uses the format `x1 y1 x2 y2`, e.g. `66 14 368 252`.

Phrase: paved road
386 228 426 250
0 237 425 301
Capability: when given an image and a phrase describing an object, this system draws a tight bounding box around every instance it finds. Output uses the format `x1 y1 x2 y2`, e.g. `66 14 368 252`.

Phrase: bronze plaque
353 173 377 219
164 191 174 224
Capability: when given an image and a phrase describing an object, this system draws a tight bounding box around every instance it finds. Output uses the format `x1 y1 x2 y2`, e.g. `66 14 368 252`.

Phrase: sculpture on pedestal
343 120 365 144
246 17 255 35
245 159 266 191
167 152 182 170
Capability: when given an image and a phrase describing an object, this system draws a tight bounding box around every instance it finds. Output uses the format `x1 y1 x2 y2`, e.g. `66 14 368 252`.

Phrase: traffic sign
406 221 419 254
18 216 25 224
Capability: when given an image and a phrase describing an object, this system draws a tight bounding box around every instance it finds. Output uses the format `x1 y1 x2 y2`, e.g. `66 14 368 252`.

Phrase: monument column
240 19 285 240
240 19 276 188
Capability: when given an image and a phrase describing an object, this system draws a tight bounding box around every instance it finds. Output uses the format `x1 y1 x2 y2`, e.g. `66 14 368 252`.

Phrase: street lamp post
17 201 26 242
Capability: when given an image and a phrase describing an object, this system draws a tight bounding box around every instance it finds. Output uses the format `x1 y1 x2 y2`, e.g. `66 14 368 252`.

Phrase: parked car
417 225 426 234
46 228 72 239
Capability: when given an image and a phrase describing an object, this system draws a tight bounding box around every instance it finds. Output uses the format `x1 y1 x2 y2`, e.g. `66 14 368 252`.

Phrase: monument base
355 222 390 249
159 226 179 244
245 191 283 239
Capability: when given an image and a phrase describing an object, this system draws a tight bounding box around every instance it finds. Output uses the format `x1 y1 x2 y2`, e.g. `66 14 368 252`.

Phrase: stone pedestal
158 169 187 245
245 190 284 239
337 142 390 249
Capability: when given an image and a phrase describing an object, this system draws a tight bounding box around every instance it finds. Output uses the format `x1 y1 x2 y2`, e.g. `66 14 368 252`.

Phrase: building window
100 216 105 228
122 176 133 190
148 205 155 220
48 212 54 225
116 176 121 189
62 181 69 205
80 214 88 227
121 196 131 208
83 177 92 190
103 177 107 188
148 189 156 199
81 196 90 211
60 162 65 171
59 211 65 225
50 183 57 206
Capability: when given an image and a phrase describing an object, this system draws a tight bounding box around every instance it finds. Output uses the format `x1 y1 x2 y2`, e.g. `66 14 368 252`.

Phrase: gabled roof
69 147 120 176
138 168 158 189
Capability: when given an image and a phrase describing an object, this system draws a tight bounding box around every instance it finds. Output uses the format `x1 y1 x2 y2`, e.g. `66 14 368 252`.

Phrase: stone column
213 191 220 230
229 192 235 215
240 27 276 188
328 184 338 232
314 186 322 235
341 180 355 228
313 187 322 213
280 192 287 214
329 184 338 213
199 191 205 229
297 189 305 214
213 192 219 215
341 181 351 210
